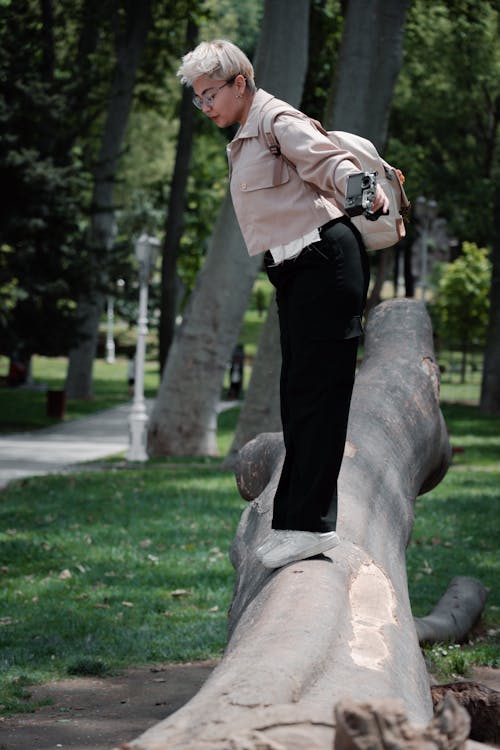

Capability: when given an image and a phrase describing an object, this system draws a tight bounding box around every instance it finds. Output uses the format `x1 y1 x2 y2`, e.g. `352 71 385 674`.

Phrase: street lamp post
105 279 125 364
414 196 438 304
105 295 115 363
127 233 159 462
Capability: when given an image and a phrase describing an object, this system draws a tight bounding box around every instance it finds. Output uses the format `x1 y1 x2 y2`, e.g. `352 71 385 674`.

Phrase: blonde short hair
177 39 255 91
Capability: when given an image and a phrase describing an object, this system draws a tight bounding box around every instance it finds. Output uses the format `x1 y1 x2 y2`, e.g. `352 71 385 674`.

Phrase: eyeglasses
192 77 235 110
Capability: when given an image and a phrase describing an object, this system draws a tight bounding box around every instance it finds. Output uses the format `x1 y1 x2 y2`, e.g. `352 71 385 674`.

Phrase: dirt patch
1 664 498 750
0 661 217 750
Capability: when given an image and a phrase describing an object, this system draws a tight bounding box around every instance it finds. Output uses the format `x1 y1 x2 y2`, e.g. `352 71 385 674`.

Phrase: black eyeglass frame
192 76 237 110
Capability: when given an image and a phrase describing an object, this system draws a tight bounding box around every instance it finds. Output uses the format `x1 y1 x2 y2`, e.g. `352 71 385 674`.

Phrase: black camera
345 171 383 222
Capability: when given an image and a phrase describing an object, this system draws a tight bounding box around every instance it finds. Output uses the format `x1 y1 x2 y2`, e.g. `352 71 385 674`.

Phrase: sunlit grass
0 467 242 713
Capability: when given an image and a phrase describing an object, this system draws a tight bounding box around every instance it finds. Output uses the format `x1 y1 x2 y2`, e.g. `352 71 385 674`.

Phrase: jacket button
241 182 247 190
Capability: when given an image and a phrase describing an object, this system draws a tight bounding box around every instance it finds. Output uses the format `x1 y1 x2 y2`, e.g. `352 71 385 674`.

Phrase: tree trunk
158 18 198 374
480 185 500 413
147 0 311 457
120 299 467 750
222 292 281 468
326 0 411 150
226 0 411 456
65 2 152 399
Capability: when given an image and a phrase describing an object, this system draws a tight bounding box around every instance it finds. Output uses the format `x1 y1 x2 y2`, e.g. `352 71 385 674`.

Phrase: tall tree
158 17 198 374
326 0 410 148
385 0 499 410
0 0 99 364
228 0 410 458
65 1 153 399
147 0 311 457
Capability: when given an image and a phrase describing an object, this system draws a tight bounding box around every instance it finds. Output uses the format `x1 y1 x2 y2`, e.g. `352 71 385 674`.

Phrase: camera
345 171 383 221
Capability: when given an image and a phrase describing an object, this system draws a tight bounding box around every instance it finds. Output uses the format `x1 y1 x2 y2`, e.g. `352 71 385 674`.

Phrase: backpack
261 104 410 251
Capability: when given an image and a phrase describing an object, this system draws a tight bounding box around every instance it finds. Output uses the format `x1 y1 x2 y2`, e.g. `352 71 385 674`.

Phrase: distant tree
431 243 491 383
0 0 94 362
65 1 153 399
157 17 198 374
387 0 499 247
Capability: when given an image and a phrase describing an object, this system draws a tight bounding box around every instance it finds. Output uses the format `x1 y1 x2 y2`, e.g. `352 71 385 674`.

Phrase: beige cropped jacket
227 89 362 256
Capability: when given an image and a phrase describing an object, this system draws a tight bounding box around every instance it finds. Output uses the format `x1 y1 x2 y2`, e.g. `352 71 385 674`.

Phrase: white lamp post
105 295 115 363
105 279 125 364
414 196 438 304
127 233 159 462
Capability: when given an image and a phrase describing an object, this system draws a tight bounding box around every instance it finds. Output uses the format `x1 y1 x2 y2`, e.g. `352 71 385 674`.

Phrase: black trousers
265 217 370 533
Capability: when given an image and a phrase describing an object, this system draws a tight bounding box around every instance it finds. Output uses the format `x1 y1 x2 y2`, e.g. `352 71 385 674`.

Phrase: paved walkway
0 400 238 489
0 402 138 489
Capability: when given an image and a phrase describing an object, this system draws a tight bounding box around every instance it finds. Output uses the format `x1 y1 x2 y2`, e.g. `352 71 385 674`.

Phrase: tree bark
121 299 476 750
158 17 198 374
415 576 489 645
147 0 311 457
222 292 281 468
326 0 411 150
65 1 152 399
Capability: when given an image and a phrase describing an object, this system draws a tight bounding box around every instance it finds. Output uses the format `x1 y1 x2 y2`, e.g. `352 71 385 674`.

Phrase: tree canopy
1 0 498 409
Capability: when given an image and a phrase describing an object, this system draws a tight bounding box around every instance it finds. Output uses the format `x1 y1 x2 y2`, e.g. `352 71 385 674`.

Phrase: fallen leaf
121 601 134 607
170 589 191 598
59 569 72 580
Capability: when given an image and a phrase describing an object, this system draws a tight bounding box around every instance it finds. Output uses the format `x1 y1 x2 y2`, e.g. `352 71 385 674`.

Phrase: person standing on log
177 40 389 569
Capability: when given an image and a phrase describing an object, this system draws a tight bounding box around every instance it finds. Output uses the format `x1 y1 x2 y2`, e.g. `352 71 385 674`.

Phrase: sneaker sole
261 533 339 569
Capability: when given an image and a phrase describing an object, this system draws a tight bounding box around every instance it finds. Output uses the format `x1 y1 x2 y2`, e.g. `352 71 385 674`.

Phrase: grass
407 400 500 681
0 355 160 433
0 466 242 713
1 307 499 710
0 403 498 713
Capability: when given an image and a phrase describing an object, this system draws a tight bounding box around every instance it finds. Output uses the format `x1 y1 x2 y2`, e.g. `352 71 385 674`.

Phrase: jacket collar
232 88 275 141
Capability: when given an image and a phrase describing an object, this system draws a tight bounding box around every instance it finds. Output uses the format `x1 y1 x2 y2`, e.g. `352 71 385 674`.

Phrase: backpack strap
261 104 291 186
261 104 330 186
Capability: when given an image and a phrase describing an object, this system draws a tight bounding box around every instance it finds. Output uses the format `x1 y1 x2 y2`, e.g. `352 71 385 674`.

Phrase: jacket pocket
236 159 290 192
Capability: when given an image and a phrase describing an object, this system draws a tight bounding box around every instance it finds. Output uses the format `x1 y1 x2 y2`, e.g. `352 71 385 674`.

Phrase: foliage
430 242 491 380
300 0 343 120
387 0 499 247
0 1 94 357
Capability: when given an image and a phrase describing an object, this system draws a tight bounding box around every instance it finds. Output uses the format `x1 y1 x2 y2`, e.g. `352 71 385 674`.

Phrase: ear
234 73 247 95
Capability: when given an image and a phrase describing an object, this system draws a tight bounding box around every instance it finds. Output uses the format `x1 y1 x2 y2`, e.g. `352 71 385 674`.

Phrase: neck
238 91 255 126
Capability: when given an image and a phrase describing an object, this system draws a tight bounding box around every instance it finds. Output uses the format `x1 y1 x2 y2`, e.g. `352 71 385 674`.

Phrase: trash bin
46 389 67 419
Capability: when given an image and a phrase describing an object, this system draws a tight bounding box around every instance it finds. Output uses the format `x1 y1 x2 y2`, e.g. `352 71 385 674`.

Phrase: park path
0 400 236 489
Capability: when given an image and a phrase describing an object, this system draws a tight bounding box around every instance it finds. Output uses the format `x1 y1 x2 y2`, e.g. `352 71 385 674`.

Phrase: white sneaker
256 530 287 561
261 530 340 569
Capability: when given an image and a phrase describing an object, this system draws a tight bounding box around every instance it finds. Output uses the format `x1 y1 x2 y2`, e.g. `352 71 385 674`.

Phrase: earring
236 93 242 98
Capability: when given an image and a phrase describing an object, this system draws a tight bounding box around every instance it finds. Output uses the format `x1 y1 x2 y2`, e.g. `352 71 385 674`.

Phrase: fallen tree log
121 299 488 750
415 576 489 645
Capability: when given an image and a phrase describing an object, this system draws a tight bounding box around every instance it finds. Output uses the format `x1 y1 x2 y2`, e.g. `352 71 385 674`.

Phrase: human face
192 78 235 110
192 74 249 128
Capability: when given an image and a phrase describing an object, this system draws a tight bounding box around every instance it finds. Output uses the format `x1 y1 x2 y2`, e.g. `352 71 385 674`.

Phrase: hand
372 184 390 215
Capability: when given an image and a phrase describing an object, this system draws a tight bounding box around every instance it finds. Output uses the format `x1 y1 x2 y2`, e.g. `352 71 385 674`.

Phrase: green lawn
1 315 499 712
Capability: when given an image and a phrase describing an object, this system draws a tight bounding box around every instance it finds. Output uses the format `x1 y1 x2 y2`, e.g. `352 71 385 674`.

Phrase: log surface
121 299 458 750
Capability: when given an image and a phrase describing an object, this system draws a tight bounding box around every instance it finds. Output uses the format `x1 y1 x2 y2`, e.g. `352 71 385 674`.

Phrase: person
228 343 245 400
177 40 389 569
127 351 136 398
